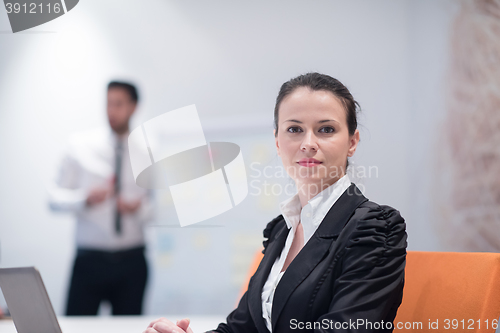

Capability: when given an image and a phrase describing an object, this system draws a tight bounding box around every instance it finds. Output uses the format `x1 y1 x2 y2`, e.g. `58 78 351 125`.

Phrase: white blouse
260 174 352 332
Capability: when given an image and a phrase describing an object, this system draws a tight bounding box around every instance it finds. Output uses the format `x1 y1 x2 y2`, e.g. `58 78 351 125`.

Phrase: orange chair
394 251 500 332
240 250 500 333
237 249 264 303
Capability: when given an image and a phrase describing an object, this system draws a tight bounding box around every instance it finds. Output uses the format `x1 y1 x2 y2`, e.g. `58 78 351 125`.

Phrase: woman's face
274 87 360 191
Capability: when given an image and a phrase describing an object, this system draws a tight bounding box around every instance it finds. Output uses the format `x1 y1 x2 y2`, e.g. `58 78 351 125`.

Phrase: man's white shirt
48 127 154 251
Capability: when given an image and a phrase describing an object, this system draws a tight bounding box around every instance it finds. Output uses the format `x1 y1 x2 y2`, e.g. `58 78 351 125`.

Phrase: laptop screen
0 267 62 333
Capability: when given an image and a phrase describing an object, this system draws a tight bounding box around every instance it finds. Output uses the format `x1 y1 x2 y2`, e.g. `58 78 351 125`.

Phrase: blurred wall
0 0 457 316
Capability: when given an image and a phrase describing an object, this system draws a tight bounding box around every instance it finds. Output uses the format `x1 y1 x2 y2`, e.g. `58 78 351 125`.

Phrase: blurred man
48 81 153 315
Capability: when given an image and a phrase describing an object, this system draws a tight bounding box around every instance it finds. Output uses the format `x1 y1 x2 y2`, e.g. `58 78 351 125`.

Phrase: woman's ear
274 129 280 156
347 129 360 157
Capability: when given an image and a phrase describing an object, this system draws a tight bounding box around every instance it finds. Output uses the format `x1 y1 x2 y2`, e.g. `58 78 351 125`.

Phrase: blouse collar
278 174 352 244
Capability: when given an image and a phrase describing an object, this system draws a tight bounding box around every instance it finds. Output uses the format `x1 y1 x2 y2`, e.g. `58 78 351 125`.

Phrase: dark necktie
114 139 123 235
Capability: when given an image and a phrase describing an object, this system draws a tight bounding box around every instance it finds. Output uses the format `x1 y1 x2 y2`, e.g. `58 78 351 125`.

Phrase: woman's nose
300 131 318 151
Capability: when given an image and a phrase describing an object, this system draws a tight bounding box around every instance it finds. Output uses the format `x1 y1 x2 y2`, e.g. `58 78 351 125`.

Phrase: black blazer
209 183 407 333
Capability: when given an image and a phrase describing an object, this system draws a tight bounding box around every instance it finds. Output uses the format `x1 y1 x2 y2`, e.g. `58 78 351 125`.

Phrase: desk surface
0 315 225 333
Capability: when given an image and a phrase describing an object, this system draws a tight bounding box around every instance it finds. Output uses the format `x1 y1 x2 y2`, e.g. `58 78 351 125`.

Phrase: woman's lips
297 161 322 167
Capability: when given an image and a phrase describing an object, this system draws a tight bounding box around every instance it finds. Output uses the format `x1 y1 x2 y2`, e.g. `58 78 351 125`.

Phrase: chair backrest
239 250 500 332
394 251 500 332
237 249 264 303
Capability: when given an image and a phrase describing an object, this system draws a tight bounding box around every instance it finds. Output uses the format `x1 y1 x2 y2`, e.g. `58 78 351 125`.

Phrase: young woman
144 73 407 333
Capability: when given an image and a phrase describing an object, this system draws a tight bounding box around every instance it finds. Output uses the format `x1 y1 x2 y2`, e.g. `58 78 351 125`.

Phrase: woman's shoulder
261 214 286 254
345 200 407 254
354 200 406 227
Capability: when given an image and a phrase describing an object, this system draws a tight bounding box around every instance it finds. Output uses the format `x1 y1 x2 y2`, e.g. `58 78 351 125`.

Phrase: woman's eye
287 126 302 133
319 127 335 133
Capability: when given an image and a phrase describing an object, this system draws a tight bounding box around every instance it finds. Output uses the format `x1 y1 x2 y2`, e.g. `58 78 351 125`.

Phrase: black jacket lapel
271 183 368 331
248 220 289 333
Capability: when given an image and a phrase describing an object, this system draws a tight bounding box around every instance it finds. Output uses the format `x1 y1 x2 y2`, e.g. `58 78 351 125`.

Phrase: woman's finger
144 328 159 333
148 317 174 328
153 321 186 333
176 318 191 332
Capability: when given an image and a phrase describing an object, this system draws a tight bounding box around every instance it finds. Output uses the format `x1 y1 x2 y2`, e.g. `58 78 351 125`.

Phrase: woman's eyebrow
284 119 339 124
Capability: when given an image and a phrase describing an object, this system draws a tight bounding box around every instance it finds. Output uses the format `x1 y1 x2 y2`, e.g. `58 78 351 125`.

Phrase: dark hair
274 72 359 137
107 81 139 103
273 72 360 169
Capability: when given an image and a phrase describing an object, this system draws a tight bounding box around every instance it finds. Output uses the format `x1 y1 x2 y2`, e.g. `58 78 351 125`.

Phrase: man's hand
118 197 141 214
144 317 193 333
85 187 112 206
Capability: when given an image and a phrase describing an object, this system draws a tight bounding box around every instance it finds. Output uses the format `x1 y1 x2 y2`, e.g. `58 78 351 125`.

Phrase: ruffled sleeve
315 202 407 332
262 214 284 254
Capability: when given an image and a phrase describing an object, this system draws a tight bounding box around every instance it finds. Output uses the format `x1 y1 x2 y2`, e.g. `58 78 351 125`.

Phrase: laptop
0 267 62 333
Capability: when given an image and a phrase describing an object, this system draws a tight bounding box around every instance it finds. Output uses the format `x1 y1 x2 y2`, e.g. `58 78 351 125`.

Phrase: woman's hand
143 317 194 333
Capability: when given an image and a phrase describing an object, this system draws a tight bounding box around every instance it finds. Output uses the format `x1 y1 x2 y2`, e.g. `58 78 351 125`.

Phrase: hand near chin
144 317 193 333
